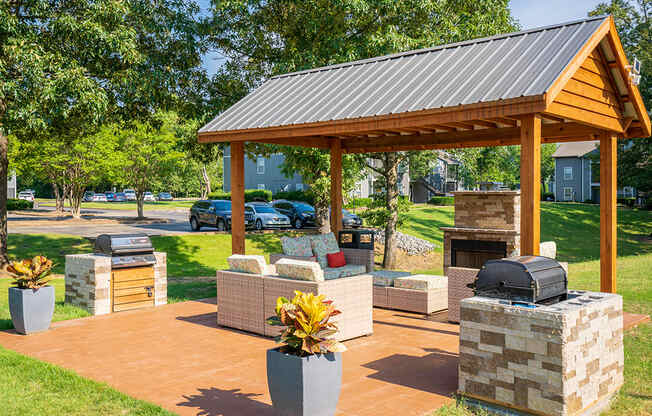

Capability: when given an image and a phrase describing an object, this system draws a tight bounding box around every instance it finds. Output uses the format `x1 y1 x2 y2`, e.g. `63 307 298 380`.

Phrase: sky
201 0 605 76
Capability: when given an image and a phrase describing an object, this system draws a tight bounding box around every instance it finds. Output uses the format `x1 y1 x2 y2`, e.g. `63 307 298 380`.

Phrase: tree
0 0 142 263
112 112 186 218
590 1 652 193
207 0 518 263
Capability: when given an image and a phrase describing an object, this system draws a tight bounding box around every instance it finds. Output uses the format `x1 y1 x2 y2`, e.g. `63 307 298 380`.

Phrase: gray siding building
223 145 304 193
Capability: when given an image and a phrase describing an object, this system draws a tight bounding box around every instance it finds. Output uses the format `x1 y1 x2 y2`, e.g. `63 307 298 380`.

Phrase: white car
18 191 34 202
92 193 107 202
123 189 137 201
144 192 155 201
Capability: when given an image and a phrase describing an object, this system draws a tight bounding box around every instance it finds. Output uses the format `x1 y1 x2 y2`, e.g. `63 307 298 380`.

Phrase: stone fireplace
441 191 520 274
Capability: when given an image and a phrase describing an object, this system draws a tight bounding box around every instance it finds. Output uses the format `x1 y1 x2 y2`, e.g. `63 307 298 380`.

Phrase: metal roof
199 15 609 134
552 141 599 157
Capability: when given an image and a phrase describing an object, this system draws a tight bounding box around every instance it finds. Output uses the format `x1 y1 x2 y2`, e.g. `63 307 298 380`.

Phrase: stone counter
458 291 623 416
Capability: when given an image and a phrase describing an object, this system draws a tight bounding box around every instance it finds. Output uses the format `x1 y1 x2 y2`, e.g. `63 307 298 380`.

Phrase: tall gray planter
266 348 342 416
8 286 55 335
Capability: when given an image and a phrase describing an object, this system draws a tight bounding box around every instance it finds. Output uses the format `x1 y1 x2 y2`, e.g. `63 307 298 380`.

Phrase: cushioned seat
394 274 448 291
369 270 412 286
323 264 367 280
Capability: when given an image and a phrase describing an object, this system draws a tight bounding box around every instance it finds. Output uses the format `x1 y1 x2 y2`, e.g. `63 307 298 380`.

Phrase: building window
257 184 265 190
563 187 573 201
563 166 573 180
296 183 303 191
256 157 265 174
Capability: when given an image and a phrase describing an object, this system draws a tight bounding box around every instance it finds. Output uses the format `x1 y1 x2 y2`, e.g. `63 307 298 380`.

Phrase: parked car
92 193 107 202
189 200 254 231
246 202 291 230
113 192 127 202
157 192 173 201
83 191 95 202
18 191 34 202
342 209 363 228
144 192 155 201
271 200 316 229
123 189 136 201
105 192 116 202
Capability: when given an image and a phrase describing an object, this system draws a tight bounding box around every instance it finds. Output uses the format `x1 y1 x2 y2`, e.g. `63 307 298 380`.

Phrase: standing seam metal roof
199 15 608 134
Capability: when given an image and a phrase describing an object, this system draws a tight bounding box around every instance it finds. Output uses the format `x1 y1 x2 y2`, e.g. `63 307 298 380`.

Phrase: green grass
0 346 174 416
36 199 194 211
7 234 93 274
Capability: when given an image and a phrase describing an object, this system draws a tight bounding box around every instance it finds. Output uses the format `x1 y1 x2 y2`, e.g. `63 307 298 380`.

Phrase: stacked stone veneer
458 291 624 416
65 252 167 315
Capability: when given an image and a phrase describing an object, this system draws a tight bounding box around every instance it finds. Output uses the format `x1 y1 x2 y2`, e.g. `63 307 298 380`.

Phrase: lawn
36 199 195 211
2 202 651 415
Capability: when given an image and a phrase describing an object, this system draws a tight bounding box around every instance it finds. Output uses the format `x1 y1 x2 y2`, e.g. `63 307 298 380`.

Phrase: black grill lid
94 234 154 256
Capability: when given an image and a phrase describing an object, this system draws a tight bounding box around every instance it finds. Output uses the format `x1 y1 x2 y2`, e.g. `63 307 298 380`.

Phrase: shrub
344 197 372 209
358 193 412 228
617 197 636 207
541 192 555 202
266 291 346 356
207 189 273 202
7 199 33 210
428 196 454 206
273 190 314 204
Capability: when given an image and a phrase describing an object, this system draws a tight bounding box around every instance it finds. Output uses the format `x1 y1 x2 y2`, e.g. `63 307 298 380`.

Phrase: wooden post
330 139 343 237
600 133 617 293
520 114 541 256
230 142 245 255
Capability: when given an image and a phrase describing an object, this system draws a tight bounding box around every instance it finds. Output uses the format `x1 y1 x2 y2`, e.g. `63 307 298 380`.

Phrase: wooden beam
470 120 498 129
330 139 343 237
545 102 624 133
485 117 518 127
600 132 617 293
251 136 331 148
230 142 245 255
197 96 546 143
520 114 541 256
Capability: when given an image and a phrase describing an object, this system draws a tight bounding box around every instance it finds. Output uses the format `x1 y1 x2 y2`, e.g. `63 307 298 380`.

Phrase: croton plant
7 256 54 290
267 291 347 356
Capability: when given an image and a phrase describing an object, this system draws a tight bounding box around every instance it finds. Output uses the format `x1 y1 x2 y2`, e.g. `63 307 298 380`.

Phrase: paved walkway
0 300 459 416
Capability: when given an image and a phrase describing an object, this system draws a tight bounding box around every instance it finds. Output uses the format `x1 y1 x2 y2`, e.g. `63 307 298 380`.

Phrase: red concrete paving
623 312 651 331
0 299 459 416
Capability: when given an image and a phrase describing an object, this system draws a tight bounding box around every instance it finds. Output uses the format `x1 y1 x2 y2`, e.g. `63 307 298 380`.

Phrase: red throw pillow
327 251 346 268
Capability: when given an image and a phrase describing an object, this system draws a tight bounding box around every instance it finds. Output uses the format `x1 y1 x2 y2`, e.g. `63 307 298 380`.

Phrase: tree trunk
52 183 65 214
201 165 211 199
315 201 330 234
383 153 400 269
137 195 145 219
69 189 83 219
0 129 9 265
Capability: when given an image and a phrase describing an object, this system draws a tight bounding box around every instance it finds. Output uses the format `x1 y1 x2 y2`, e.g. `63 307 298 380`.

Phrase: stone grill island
458 291 624 416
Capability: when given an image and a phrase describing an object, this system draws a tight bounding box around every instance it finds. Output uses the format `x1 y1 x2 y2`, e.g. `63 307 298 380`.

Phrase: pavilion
198 15 650 293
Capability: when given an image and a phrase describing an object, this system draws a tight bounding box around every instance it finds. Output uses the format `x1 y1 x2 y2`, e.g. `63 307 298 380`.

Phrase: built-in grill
94 234 157 312
94 234 156 269
468 256 567 304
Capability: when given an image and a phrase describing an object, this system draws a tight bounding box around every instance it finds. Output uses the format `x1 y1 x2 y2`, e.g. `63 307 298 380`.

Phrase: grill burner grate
468 256 568 304
94 234 156 269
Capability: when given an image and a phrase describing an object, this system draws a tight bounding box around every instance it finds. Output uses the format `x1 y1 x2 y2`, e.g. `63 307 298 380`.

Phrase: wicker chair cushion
227 254 267 275
280 236 314 257
309 233 340 268
369 270 412 287
323 264 366 280
539 241 557 259
275 258 324 282
394 274 448 291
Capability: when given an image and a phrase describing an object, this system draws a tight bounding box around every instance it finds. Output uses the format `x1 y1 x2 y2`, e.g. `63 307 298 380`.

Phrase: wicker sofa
216 253 373 341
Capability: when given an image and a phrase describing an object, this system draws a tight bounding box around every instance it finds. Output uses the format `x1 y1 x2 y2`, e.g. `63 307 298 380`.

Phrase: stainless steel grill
468 256 567 304
94 234 156 269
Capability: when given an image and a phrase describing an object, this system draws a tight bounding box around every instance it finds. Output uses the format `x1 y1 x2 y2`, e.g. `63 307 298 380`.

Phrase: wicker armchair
270 247 374 273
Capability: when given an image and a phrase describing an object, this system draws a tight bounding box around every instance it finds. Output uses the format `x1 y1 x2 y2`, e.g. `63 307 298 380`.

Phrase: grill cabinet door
111 266 155 312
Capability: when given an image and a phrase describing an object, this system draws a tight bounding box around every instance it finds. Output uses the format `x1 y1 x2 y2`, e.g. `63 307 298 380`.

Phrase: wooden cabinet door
112 266 155 312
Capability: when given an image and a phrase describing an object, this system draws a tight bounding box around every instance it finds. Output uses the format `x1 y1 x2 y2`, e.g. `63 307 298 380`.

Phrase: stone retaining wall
458 291 624 416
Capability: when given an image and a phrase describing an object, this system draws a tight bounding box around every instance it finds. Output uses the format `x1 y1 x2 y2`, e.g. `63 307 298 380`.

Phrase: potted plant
266 291 347 416
7 256 55 335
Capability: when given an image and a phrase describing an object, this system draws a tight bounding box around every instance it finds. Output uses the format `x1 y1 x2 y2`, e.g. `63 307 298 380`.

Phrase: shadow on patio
177 387 274 416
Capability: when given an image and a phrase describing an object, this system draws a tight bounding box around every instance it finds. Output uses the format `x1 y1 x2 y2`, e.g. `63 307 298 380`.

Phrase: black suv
271 200 316 229
189 200 254 231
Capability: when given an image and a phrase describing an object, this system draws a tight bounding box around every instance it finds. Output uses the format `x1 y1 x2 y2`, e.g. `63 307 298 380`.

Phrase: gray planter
266 348 342 416
8 286 55 335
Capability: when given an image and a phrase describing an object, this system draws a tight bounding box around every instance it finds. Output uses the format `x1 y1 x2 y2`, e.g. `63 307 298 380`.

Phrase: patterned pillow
281 236 313 257
275 258 324 282
309 233 340 269
227 254 267 275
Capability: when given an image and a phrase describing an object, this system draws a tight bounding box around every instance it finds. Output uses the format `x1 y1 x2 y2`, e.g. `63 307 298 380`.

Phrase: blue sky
201 0 604 75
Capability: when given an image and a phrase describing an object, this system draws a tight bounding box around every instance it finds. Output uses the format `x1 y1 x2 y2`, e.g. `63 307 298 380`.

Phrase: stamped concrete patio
0 300 459 416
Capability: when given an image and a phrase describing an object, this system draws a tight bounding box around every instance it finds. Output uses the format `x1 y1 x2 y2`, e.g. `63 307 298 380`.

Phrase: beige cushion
227 254 267 275
275 258 324 282
394 274 448 291
540 241 557 259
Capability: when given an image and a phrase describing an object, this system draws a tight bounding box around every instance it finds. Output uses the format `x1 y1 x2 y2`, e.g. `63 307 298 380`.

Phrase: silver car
246 202 290 230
